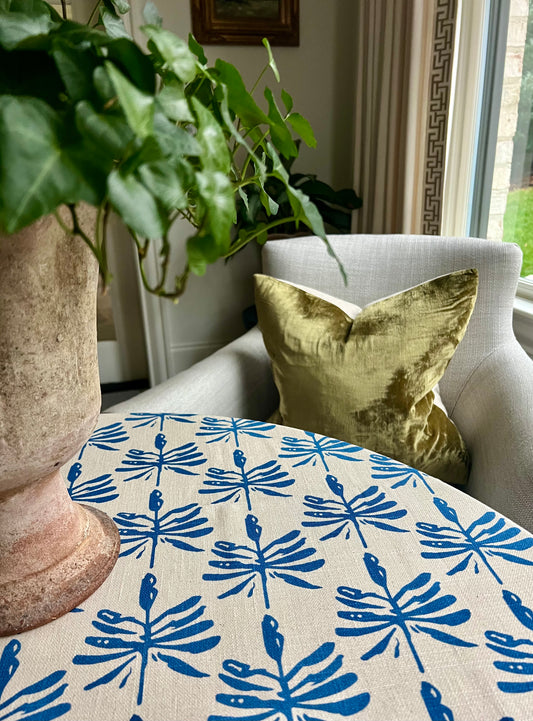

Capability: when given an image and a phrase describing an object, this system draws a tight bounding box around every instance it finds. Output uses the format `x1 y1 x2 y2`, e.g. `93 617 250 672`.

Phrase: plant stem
223 216 300 259
86 0 102 27
241 129 269 178
95 202 112 288
250 62 269 96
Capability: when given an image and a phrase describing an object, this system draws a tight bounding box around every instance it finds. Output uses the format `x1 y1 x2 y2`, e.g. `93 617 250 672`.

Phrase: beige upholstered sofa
107 235 533 532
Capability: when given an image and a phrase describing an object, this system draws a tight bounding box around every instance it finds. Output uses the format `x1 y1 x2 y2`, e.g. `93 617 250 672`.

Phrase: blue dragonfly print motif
302 474 408 547
123 412 196 431
485 590 533 694
66 462 118 504
279 432 362 471
115 433 206 486
196 417 275 447
421 681 454 721
73 573 220 706
370 453 435 494
78 421 129 460
0 639 70 721
210 614 370 721
336 553 476 673
199 449 294 511
203 514 324 609
417 498 533 584
114 489 213 568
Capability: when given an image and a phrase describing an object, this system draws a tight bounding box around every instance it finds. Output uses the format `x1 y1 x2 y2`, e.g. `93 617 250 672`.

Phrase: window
443 0 533 356
485 0 533 287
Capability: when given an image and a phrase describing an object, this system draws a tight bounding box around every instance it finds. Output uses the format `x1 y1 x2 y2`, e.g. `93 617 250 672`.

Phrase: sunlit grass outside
503 187 533 277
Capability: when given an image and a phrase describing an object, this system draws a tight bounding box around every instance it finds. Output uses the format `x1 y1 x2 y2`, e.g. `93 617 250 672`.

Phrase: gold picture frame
190 0 299 46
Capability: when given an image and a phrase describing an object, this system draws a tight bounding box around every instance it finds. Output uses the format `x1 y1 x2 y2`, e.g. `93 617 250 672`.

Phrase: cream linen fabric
4 413 533 721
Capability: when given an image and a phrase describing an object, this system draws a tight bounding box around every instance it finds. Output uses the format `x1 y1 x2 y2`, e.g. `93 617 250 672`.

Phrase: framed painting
190 0 299 46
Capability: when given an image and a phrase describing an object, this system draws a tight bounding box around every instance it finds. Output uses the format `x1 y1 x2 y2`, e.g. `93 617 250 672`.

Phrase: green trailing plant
236 140 362 237
0 0 345 299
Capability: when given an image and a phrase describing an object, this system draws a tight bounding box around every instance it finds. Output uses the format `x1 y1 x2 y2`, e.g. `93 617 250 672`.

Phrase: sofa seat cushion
254 269 478 485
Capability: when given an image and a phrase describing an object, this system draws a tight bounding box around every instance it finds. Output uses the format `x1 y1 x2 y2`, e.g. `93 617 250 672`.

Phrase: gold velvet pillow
254 270 479 485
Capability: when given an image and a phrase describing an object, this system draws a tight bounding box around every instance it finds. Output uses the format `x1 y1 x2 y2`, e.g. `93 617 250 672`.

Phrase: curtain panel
352 0 457 235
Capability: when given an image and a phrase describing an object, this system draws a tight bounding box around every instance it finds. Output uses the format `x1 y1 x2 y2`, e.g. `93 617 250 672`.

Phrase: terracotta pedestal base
0 504 119 636
0 471 120 637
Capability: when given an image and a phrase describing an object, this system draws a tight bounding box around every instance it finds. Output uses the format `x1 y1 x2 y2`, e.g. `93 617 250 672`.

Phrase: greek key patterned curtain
352 0 457 235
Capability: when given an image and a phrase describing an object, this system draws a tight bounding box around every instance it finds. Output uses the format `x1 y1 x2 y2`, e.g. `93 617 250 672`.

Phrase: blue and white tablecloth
2 413 533 721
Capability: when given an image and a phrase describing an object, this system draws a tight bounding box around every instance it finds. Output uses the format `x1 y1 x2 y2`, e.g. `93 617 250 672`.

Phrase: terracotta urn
0 215 120 636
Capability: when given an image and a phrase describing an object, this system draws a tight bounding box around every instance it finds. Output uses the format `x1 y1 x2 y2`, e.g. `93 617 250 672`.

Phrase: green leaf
237 186 249 212
100 6 130 39
51 40 98 102
105 38 156 93
157 81 193 122
153 111 200 157
255 223 269 245
143 1 162 26
0 0 60 51
108 168 167 239
186 233 218 276
0 95 98 232
75 100 133 158
188 32 207 65
296 178 362 209
191 96 231 174
93 65 115 104
143 25 197 83
138 160 188 211
123 136 165 172
0 47 64 106
264 87 297 159
262 38 279 82
195 170 234 250
287 112 316 148
287 183 326 237
53 19 111 47
105 61 154 138
214 59 270 129
260 188 279 216
108 0 130 14
281 88 293 114
313 200 352 232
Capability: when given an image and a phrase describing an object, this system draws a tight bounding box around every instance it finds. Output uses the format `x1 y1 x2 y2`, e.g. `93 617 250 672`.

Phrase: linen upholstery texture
254 271 478 485
106 234 533 533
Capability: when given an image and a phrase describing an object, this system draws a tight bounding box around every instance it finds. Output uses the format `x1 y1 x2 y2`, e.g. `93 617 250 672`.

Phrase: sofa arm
451 341 533 532
104 327 278 420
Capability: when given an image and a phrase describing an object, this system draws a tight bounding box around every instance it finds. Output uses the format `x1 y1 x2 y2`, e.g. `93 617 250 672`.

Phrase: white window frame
443 0 533 354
